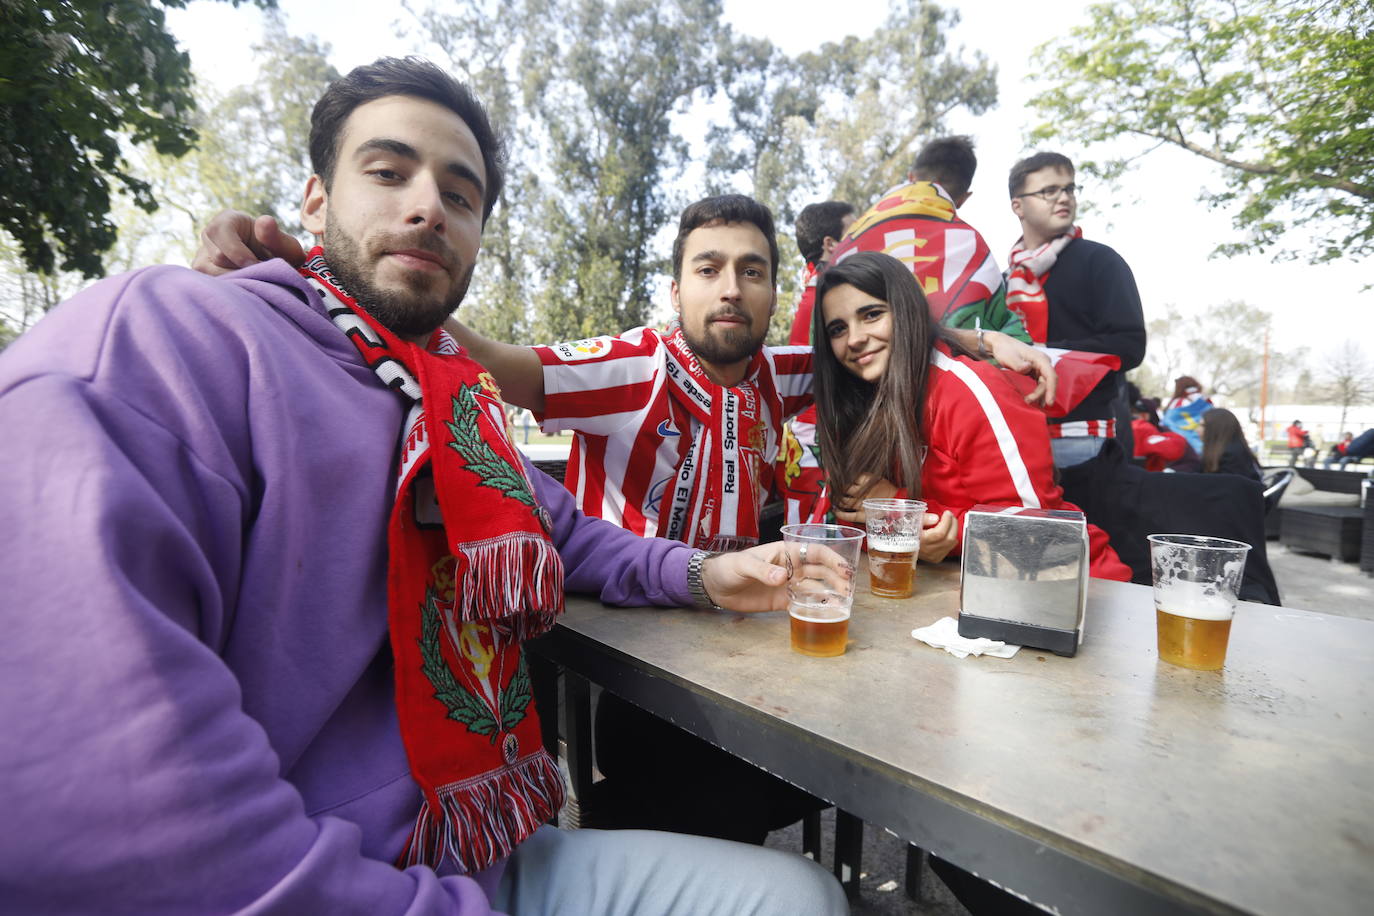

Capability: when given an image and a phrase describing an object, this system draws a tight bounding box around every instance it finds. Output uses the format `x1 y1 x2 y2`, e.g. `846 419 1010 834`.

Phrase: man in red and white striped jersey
456 196 830 842
459 195 815 552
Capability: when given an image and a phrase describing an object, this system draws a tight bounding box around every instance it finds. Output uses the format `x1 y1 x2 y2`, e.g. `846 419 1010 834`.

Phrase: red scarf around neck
1005 226 1082 344
299 249 565 875
659 323 771 551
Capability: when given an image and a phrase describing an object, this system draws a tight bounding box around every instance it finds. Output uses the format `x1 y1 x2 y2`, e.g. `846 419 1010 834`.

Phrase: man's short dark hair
671 195 780 283
912 136 977 200
1008 151 1075 198
794 201 855 266
309 57 506 223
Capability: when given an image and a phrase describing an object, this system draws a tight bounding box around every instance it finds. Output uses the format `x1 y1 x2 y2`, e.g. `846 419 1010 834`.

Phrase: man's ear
821 235 839 261
1010 195 1024 220
769 288 778 316
670 279 681 316
301 175 328 236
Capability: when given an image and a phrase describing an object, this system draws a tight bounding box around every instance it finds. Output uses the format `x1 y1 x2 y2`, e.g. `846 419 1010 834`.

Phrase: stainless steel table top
537 561 1374 915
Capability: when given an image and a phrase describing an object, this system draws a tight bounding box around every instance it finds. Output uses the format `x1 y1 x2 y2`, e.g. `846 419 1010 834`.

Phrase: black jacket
1043 238 1147 424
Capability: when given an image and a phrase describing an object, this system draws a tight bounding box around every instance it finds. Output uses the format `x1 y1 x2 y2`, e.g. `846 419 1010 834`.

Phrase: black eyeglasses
1015 183 1080 202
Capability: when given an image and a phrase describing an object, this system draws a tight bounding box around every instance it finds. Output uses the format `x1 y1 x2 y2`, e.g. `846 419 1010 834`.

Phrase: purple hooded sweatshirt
0 261 694 914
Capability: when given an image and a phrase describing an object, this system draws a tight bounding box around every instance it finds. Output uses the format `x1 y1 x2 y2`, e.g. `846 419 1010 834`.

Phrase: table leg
905 843 926 900
528 653 560 758
802 808 822 861
834 809 863 901
564 672 594 813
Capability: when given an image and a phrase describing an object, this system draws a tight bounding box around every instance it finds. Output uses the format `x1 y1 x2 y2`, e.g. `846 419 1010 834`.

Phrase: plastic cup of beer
780 523 865 657
862 498 925 599
1147 534 1252 671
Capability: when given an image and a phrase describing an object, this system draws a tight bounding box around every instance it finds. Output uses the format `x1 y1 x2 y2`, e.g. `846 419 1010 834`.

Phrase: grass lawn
510 425 574 447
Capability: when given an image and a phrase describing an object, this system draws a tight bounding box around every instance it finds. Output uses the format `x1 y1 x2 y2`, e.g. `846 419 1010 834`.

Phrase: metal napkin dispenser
958 504 1089 657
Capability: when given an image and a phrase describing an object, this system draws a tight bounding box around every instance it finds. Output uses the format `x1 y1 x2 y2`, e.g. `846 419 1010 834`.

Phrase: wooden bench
1280 505 1364 562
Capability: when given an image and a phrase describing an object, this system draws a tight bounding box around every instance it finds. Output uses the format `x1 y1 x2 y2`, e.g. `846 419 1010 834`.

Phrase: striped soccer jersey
534 326 813 547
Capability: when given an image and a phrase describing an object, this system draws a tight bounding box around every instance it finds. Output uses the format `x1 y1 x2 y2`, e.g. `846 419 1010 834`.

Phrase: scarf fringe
398 749 566 874
456 532 563 639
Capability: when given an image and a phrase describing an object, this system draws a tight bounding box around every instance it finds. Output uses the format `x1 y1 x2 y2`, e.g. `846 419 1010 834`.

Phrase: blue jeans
493 825 848 916
1050 436 1106 469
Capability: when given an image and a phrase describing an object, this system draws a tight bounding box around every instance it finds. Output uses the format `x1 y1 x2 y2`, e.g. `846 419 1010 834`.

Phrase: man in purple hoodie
0 58 847 916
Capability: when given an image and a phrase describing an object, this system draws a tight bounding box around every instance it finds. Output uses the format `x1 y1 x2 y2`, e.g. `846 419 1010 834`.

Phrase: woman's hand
832 474 900 525
918 510 957 563
984 331 1058 407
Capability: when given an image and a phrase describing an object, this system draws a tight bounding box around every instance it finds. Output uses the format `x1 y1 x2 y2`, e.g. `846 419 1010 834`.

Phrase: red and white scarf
661 324 769 552
300 249 565 875
1005 226 1082 345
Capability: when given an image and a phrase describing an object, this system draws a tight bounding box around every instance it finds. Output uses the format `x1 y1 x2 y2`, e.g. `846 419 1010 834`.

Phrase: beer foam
868 535 919 553
1154 581 1236 620
788 594 851 623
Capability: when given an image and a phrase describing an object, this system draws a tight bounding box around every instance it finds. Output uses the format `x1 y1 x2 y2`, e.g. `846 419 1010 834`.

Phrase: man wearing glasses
1006 152 1145 468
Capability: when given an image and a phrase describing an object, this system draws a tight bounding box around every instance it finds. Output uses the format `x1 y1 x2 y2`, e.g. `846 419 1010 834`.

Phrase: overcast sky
167 0 1371 372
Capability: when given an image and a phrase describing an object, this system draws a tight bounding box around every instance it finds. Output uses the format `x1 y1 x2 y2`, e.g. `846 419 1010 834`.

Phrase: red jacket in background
1132 418 1188 472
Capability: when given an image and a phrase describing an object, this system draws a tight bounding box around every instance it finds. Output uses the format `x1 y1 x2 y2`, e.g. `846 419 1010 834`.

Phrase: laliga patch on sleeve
553 337 614 361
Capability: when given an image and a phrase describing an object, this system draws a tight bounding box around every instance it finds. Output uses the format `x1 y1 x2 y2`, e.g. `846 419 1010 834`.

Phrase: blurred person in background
1160 375 1212 454
1131 395 1199 473
1200 408 1261 481
1285 419 1315 467
1323 431 1355 468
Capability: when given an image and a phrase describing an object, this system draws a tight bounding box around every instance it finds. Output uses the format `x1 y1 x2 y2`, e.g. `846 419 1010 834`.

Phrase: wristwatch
686 550 724 611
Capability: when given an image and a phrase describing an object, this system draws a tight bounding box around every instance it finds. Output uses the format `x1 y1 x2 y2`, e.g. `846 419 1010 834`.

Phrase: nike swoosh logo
657 419 680 437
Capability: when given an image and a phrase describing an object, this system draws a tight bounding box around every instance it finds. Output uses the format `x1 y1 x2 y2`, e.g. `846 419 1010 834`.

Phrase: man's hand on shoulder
192 211 306 276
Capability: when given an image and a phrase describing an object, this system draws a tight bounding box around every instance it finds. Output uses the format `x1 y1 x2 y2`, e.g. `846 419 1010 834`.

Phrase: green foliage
0 0 275 278
410 0 994 347
1029 0 1374 263
0 232 80 348
414 0 724 342
707 1 997 344
189 16 337 232
518 0 721 340
403 0 543 344
805 0 997 208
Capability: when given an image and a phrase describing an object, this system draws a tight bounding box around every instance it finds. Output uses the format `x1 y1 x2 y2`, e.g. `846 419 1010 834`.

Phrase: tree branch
1138 128 1374 199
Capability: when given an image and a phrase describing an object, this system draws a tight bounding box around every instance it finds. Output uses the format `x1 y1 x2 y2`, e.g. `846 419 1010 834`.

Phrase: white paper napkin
911 616 1021 659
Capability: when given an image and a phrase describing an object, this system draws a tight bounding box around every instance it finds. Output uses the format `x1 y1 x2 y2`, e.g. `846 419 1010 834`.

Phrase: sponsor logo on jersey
553 337 613 361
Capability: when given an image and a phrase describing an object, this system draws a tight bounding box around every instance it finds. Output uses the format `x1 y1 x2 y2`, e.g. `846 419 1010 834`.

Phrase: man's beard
323 214 473 339
681 308 767 367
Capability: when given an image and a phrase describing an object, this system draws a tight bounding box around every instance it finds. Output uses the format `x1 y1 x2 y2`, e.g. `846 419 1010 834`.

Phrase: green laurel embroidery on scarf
444 385 536 509
419 589 534 743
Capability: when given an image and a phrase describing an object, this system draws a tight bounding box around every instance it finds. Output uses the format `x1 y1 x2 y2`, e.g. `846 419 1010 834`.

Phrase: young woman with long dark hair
810 251 1129 578
1200 408 1261 481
